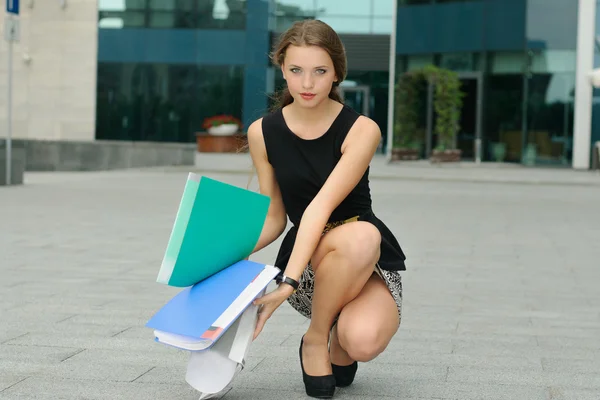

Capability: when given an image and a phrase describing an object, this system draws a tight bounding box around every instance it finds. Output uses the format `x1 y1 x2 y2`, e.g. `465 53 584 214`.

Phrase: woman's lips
300 93 316 100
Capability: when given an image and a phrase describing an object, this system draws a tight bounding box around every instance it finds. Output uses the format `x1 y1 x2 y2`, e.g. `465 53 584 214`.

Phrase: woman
246 19 407 399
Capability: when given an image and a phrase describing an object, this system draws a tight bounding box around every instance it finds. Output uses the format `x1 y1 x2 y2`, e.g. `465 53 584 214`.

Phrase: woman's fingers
253 302 277 340
253 308 269 340
253 291 275 306
252 285 295 340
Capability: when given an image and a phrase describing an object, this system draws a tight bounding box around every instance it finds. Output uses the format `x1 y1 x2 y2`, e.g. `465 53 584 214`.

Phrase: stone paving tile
2 167 600 399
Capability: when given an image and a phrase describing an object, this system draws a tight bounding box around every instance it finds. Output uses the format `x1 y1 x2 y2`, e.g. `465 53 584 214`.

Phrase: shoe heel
331 361 358 387
300 336 336 399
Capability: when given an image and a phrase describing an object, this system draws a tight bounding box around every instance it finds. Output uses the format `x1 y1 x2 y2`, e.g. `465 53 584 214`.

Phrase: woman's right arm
247 118 288 255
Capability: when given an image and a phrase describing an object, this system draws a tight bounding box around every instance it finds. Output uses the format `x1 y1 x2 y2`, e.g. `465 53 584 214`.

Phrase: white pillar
573 0 596 169
385 0 398 161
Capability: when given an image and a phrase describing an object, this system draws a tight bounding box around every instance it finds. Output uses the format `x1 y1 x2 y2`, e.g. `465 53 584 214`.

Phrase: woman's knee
338 222 381 266
337 324 390 362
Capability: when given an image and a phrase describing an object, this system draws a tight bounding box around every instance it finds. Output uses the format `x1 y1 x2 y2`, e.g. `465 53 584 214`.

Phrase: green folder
157 173 270 287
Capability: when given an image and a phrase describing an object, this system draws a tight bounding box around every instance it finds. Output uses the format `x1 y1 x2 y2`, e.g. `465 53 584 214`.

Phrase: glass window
526 0 577 50
439 52 479 72
398 0 431 5
99 0 146 28
98 0 127 11
99 12 146 28
529 50 576 74
434 0 477 3
271 1 317 33
484 75 524 163
489 52 525 74
373 0 394 17
406 54 434 71
272 1 392 34
318 16 372 34
274 0 317 17
98 0 246 29
149 0 175 10
96 63 244 143
197 0 246 29
371 17 393 34
523 49 575 164
317 0 370 17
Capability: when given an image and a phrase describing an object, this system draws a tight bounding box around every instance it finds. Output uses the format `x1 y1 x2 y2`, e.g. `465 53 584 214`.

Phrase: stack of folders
145 173 280 398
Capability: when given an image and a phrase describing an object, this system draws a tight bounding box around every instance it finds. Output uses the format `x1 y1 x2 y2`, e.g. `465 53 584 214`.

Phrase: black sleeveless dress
261 104 405 320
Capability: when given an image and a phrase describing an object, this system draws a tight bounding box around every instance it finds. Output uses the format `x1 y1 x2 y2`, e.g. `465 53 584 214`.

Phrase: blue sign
6 0 19 15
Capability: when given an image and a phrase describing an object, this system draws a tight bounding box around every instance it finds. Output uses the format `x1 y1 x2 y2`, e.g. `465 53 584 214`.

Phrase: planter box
196 133 248 153
391 148 420 161
430 149 462 163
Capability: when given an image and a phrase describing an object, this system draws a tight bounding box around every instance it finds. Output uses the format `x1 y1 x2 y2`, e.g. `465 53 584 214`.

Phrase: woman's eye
316 69 327 75
291 68 301 73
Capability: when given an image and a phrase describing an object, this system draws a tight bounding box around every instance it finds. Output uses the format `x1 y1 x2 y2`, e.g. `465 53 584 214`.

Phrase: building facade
0 0 98 142
1 0 598 169
391 0 580 165
95 0 395 151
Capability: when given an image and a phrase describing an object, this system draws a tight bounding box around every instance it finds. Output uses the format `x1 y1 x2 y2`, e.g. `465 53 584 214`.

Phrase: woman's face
282 45 338 108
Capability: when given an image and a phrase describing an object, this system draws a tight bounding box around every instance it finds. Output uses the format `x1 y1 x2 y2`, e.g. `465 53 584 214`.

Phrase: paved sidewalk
192 153 600 187
1 166 600 400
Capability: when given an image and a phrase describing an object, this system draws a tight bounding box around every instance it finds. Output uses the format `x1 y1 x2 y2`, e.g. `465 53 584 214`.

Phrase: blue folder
146 260 271 342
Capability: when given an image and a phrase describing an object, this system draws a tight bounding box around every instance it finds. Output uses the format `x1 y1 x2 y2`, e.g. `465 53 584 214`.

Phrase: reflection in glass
485 75 524 162
439 53 479 72
484 52 525 162
526 0 578 50
96 63 244 143
318 16 371 34
525 50 575 164
489 52 525 74
274 0 316 15
398 0 430 5
407 55 434 71
371 18 393 34
270 0 317 32
148 0 176 10
318 0 370 16
98 0 247 29
270 0 394 34
373 0 394 16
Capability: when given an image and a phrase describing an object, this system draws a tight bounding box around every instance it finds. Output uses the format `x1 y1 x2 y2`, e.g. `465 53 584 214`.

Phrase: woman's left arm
252 117 381 339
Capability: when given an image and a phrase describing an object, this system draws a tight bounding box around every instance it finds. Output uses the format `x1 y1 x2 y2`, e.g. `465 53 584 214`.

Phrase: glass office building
393 0 578 165
95 0 598 167
95 0 395 150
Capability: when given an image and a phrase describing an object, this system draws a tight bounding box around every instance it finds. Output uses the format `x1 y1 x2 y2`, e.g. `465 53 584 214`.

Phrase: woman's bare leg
331 272 400 363
301 222 381 376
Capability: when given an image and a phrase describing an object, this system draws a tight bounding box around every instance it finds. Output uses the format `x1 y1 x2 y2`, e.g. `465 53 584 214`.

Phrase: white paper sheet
185 296 262 396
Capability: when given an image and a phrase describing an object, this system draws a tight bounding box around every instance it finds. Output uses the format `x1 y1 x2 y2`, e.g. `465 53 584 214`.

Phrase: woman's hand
252 283 295 340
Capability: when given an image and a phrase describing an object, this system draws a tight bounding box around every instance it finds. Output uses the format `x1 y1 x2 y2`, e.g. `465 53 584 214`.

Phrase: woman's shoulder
247 108 286 159
337 109 381 153
338 104 380 137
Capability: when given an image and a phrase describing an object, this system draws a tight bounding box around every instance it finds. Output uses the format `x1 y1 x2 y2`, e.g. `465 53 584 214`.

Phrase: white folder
185 289 263 398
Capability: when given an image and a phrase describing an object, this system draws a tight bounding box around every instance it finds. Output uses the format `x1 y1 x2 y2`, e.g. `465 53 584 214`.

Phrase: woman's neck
287 98 341 122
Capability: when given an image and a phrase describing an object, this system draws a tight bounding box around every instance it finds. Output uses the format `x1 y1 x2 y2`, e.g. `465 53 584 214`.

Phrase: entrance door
339 85 370 117
425 73 483 161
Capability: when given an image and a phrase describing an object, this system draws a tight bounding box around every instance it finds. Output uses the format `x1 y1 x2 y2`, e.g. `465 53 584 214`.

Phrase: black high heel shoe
331 361 358 387
299 336 336 399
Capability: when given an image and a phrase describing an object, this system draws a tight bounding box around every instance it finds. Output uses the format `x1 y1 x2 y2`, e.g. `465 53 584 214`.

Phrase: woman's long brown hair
243 20 347 187
269 19 347 111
